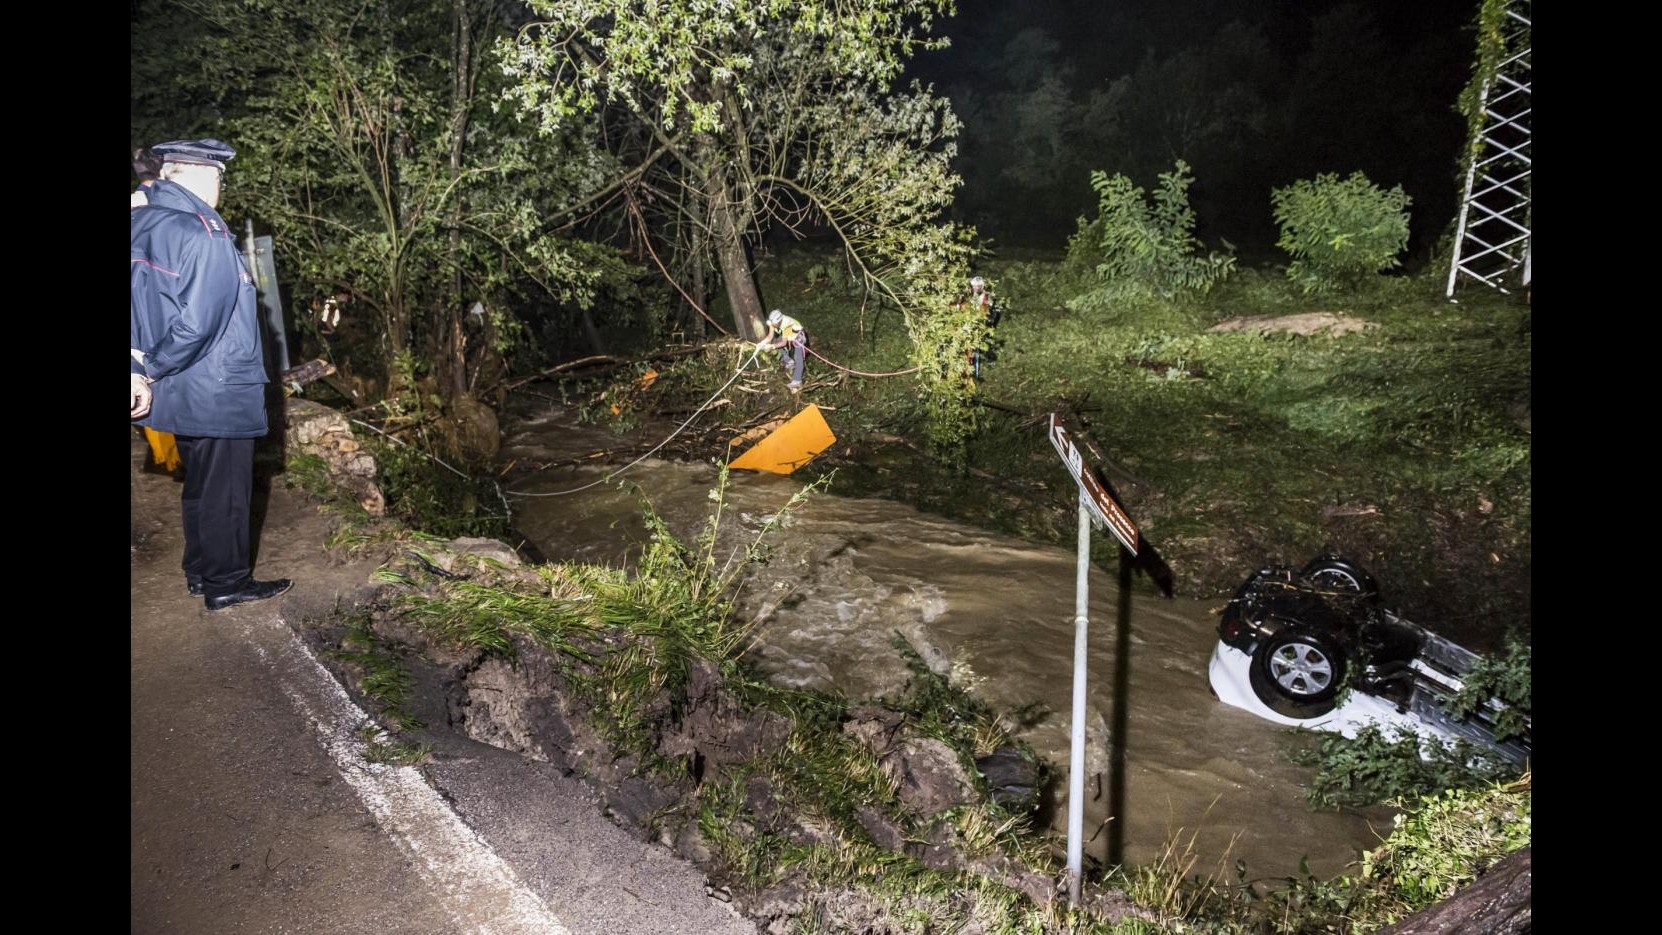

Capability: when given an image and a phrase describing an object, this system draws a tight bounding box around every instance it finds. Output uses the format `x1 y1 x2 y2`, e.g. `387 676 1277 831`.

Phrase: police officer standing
131 138 293 610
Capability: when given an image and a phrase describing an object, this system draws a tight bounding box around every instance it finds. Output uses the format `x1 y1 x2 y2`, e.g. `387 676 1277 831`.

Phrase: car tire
1299 557 1379 600
1249 627 1347 719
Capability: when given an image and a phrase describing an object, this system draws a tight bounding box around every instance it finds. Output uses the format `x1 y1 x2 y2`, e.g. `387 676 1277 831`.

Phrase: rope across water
801 343 920 378
504 332 921 499
504 346 763 499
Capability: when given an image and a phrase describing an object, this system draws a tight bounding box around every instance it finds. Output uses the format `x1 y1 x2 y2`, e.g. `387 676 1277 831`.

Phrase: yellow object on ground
609 368 660 415
144 427 182 473
727 404 837 475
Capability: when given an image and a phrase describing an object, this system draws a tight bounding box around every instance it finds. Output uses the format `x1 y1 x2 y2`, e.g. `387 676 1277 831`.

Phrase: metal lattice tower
1446 0 1531 298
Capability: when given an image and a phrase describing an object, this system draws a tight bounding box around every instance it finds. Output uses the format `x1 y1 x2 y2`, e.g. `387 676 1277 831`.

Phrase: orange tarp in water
727 404 837 475
144 427 182 473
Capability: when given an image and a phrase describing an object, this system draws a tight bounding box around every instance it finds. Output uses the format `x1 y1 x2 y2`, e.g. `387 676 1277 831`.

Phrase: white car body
1209 642 1479 749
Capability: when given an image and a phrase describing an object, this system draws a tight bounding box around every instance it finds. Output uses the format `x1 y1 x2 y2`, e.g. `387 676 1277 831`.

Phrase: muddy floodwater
501 405 1393 879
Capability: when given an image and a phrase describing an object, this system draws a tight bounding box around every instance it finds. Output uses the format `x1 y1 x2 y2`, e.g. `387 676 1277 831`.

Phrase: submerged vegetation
1289 725 1515 812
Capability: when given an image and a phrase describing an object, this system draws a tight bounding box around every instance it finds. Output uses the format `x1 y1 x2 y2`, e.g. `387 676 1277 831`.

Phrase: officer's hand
131 373 152 419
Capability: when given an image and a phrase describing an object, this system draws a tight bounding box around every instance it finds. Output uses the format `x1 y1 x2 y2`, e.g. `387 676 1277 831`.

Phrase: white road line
251 621 570 935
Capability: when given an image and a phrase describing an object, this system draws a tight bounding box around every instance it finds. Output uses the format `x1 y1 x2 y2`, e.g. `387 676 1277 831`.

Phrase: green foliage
504 0 952 135
505 0 979 449
1121 775 1530 933
1064 160 1236 309
1444 637 1530 743
367 434 510 541
343 350 512 539
358 723 434 766
883 636 1047 817
283 451 336 500
1289 724 1514 811
383 470 1104 928
146 0 612 388
1280 395 1383 444
1271 171 1411 294
1457 0 1521 165
1356 778 1530 921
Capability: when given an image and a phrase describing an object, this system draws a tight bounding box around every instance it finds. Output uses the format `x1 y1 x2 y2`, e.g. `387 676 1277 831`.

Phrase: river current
500 404 1392 879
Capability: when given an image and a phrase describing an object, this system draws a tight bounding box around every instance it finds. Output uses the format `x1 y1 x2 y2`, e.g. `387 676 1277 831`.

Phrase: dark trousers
777 334 806 385
175 435 254 597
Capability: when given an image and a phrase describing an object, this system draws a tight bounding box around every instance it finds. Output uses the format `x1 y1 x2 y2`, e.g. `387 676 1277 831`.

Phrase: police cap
150 138 237 169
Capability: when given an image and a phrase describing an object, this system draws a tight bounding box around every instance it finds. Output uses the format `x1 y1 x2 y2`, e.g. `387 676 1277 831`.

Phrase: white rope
349 416 470 479
348 415 513 521
504 347 761 499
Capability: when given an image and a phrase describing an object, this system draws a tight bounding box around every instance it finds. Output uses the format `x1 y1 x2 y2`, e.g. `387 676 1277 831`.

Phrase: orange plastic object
727 404 837 474
144 427 182 472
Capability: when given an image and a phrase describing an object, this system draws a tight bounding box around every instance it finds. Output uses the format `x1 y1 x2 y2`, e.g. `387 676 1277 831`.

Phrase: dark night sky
915 0 1471 78
907 0 1480 259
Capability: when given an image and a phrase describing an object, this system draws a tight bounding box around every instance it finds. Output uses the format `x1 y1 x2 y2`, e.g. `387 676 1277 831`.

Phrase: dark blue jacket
131 179 269 438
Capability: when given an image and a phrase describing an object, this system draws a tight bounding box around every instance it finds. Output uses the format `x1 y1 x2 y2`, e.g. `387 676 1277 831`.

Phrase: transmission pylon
1446 0 1531 299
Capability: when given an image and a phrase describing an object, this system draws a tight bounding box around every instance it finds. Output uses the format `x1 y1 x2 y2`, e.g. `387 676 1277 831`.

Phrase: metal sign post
243 221 290 373
1066 489 1091 906
1048 414 1140 907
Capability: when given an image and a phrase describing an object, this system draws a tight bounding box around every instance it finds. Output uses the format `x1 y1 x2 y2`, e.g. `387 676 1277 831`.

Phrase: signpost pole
1067 491 1090 906
1050 413 1147 908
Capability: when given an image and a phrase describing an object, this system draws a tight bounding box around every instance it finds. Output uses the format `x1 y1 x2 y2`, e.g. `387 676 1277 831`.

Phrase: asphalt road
130 436 755 934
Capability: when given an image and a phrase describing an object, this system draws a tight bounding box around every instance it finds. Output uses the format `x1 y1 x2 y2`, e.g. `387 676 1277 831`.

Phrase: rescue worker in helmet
756 308 808 392
959 276 1001 381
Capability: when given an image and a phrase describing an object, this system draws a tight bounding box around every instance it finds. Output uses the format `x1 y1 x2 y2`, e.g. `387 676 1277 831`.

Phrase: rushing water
501 405 1393 879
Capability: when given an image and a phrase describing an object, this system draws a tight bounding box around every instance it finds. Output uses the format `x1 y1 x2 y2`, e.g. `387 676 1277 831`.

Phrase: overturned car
1207 555 1530 767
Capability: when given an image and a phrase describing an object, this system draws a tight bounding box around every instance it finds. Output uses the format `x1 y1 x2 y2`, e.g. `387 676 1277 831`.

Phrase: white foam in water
907 584 948 623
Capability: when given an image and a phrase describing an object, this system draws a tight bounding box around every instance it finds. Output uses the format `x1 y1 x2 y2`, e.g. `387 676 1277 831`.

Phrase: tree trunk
709 171 765 340
446 306 466 398
444 0 476 400
386 293 410 377
1376 846 1531 935
689 255 707 341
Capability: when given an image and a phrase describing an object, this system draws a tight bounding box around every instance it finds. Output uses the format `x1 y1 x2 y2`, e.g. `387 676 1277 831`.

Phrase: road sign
1048 414 1139 556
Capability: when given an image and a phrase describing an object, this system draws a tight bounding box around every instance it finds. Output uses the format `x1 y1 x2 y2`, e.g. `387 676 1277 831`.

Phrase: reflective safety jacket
768 313 805 343
131 179 269 438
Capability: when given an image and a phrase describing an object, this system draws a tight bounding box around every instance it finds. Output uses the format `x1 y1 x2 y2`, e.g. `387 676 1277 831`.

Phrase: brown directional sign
1049 414 1139 555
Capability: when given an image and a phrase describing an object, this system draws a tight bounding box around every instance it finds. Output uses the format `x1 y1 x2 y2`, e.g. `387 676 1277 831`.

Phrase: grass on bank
383 471 1126 930
1104 772 1529 933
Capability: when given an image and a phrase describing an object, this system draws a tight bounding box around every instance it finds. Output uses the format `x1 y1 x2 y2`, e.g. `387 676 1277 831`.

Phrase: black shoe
188 581 204 597
204 578 293 611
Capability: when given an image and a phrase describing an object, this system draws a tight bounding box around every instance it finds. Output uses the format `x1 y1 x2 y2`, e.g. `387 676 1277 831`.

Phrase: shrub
1065 160 1235 308
1291 724 1514 810
1354 776 1530 922
1444 636 1530 744
1272 171 1411 294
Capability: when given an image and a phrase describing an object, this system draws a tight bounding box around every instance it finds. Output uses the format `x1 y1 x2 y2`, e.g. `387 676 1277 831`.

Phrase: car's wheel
1299 557 1378 600
1249 627 1347 719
